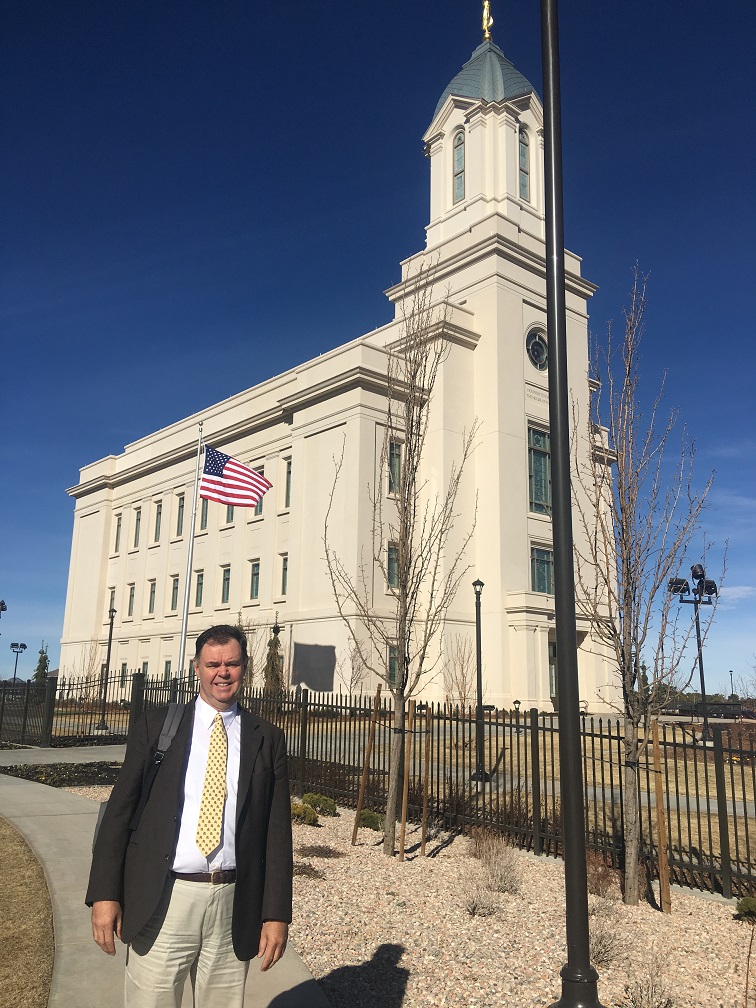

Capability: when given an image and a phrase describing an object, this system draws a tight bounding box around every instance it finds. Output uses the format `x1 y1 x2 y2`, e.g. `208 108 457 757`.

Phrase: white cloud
716 585 756 611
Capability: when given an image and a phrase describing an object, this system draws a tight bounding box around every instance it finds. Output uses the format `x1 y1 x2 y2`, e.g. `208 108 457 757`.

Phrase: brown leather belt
172 869 237 884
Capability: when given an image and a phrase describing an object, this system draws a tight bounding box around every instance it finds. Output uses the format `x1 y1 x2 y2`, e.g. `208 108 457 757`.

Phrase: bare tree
442 633 480 710
335 640 368 695
324 261 478 855
235 612 272 689
64 638 103 702
571 267 721 904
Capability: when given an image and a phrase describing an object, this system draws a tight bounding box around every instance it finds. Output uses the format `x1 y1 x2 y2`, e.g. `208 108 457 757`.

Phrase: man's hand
258 920 288 971
91 900 123 956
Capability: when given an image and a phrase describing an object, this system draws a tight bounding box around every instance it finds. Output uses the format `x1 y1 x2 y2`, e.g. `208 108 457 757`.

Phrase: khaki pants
125 878 248 1008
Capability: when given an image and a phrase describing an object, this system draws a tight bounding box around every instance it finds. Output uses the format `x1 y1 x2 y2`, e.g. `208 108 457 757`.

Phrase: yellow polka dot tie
196 713 228 857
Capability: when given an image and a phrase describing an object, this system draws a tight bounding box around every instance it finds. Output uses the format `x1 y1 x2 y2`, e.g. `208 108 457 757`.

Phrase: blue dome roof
432 40 538 121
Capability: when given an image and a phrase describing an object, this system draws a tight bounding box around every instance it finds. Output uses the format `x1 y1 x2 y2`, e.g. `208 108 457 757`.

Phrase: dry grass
0 818 54 1008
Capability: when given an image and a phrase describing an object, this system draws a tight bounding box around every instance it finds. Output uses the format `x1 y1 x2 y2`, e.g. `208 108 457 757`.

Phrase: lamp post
95 607 116 731
513 697 522 734
10 642 27 682
471 580 489 782
668 565 717 741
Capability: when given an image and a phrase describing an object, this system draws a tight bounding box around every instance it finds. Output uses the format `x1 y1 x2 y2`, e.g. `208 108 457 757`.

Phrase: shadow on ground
268 943 409 1008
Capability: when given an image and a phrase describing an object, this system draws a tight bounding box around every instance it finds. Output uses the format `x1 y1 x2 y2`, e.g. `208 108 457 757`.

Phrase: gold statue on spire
482 0 493 41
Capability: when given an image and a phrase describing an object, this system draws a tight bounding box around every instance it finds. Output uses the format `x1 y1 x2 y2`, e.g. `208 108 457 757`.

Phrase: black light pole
95 607 116 731
668 566 717 742
540 0 602 1004
730 670 735 700
471 580 489 782
10 642 27 682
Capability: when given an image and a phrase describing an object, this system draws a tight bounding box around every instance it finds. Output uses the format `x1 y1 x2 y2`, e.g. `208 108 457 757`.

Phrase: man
87 625 293 1007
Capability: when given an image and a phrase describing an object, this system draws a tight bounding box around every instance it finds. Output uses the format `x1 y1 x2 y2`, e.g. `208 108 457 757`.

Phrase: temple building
61 21 617 711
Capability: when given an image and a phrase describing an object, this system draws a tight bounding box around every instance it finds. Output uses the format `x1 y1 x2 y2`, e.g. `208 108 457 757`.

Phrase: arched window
519 127 530 202
453 130 465 204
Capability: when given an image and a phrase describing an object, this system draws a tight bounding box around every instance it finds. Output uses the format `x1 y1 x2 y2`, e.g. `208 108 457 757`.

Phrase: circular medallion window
526 329 548 371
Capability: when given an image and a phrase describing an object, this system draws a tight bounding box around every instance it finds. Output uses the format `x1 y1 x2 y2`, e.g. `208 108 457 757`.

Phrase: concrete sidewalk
0 747 330 1008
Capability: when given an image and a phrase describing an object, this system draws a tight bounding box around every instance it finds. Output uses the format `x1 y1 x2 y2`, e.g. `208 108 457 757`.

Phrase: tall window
453 130 465 203
388 441 402 495
176 494 185 536
531 547 554 594
114 514 122 553
250 560 260 601
200 498 208 530
254 467 265 516
108 588 116 614
221 566 231 605
120 662 127 688
141 660 149 676
154 501 162 542
170 575 179 611
148 580 157 614
528 427 551 515
195 571 204 607
387 543 399 590
519 127 530 202
388 644 400 687
127 584 135 617
163 660 172 683
280 554 288 596
133 508 141 548
225 504 234 524
284 459 292 509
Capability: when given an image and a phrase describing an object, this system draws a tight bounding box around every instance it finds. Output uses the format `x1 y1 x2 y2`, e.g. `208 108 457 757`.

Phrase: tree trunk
622 716 641 905
383 694 405 855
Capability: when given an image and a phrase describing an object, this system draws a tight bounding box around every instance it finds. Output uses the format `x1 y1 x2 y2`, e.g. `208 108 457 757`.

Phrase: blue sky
1 1 754 694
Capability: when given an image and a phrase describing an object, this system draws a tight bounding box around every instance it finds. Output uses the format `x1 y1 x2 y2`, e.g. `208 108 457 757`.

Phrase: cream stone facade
61 39 618 711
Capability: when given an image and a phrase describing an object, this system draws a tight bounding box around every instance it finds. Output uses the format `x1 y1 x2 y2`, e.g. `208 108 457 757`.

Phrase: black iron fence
1 673 753 899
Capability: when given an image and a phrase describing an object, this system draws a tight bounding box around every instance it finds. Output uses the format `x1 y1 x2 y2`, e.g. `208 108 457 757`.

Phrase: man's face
195 638 244 711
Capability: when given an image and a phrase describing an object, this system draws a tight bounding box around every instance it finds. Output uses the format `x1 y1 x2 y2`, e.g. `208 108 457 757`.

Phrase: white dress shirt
172 695 241 873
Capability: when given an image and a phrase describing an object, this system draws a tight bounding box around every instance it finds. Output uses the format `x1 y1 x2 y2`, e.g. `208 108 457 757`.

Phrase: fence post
20 684 32 745
40 676 58 747
530 707 542 856
0 686 6 740
297 688 309 800
711 725 732 900
129 673 145 734
170 677 179 704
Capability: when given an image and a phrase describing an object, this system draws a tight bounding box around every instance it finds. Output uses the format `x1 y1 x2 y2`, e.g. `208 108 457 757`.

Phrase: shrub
588 898 628 968
357 809 383 831
291 802 319 826
462 881 498 917
468 828 522 895
302 792 337 816
622 947 675 1008
586 849 620 898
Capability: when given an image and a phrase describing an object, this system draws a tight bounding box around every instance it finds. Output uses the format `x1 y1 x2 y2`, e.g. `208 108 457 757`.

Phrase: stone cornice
386 224 597 304
68 362 393 500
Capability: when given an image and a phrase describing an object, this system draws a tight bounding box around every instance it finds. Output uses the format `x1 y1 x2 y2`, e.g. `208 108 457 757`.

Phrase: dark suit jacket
86 702 293 960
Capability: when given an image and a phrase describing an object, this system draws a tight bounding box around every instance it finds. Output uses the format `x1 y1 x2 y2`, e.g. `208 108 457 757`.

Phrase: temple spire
482 0 493 41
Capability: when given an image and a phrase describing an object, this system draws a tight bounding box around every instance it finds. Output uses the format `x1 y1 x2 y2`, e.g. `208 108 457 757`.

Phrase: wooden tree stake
652 718 672 914
351 685 382 846
420 704 433 855
398 699 415 861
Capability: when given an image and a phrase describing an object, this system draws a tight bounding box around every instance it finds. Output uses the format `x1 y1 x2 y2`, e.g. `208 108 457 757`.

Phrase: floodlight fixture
691 563 705 583
703 580 718 597
667 578 690 595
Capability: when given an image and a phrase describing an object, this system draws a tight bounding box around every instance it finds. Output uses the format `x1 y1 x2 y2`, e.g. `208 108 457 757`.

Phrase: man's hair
194 624 248 667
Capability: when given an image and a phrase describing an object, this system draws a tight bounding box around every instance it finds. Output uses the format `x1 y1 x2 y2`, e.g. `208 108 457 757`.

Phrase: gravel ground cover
68 786 745 1008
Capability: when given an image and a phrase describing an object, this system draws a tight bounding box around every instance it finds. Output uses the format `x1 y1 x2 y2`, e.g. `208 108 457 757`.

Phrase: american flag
199 447 272 508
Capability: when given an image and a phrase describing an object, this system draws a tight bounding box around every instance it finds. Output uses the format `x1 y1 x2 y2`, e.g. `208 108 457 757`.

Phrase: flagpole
178 421 203 676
